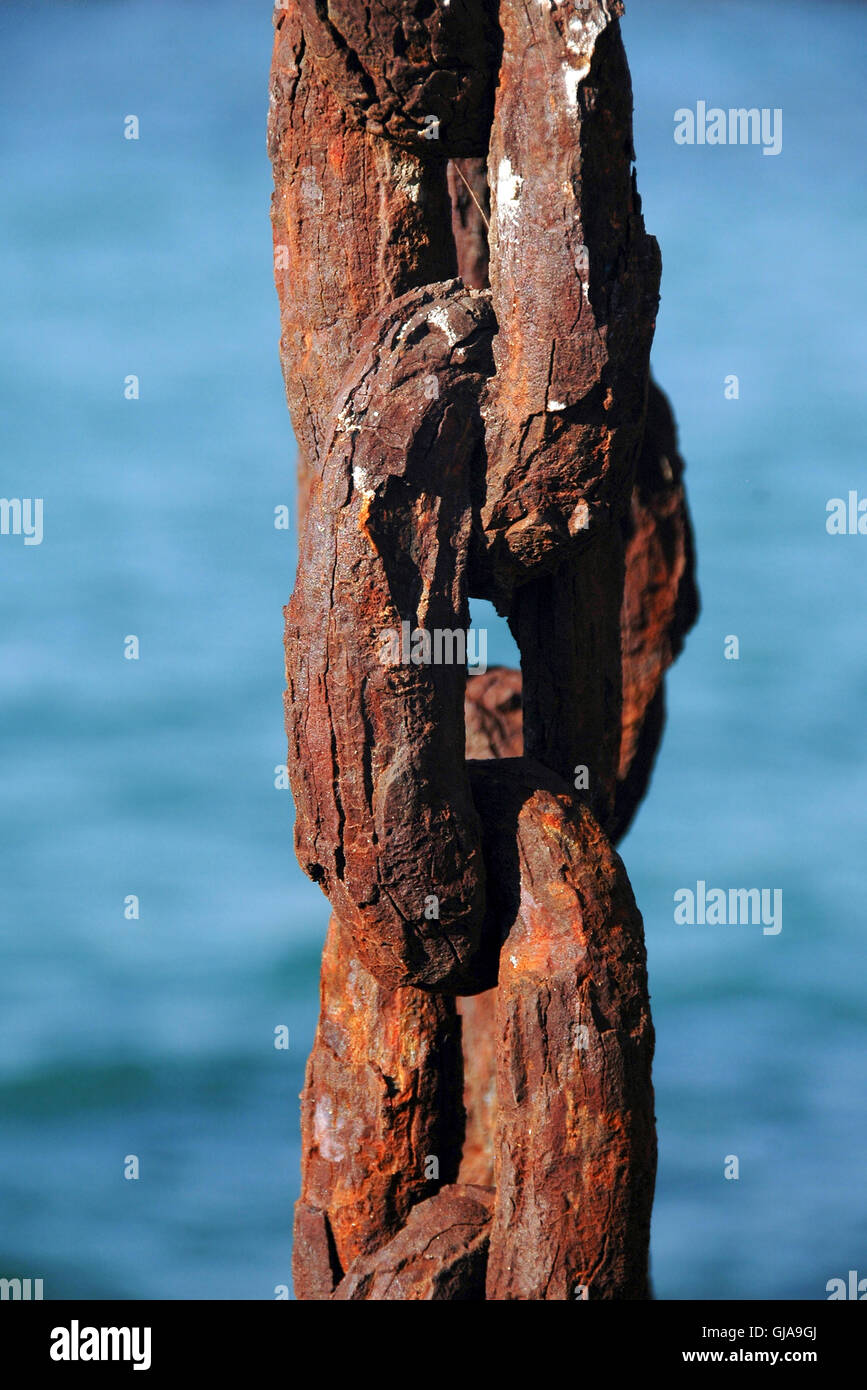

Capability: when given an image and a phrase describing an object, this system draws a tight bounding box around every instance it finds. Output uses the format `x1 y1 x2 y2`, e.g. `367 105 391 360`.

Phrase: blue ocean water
0 0 863 1299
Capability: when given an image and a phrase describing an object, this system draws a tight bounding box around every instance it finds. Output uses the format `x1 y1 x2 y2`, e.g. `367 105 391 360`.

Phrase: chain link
270 0 697 1300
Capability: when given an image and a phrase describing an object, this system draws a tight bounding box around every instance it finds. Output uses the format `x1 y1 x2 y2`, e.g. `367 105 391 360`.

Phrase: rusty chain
268 0 698 1300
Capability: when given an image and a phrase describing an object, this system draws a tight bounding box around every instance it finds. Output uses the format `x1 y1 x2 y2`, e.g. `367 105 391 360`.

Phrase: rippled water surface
0 0 864 1298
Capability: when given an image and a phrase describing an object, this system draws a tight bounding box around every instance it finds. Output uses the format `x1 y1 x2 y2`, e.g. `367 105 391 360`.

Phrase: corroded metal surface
271 0 697 1300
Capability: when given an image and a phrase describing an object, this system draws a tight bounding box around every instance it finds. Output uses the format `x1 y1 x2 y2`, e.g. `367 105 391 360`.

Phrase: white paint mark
547 400 566 412
352 464 374 500
496 157 524 223
564 7 612 85
335 403 361 435
391 154 422 203
427 305 460 347
313 1096 344 1162
563 63 585 114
